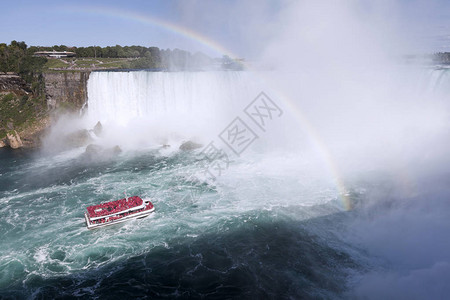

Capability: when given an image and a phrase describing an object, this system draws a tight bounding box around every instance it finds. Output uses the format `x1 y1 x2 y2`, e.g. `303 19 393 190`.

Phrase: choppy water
2 67 450 299
0 146 361 299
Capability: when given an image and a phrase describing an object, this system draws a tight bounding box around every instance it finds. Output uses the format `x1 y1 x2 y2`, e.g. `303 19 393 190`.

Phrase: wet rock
93 121 103 137
111 145 122 155
84 144 122 159
64 129 92 148
179 141 202 151
0 139 6 148
85 144 103 154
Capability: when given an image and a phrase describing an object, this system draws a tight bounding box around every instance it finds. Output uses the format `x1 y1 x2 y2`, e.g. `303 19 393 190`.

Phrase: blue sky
0 1 191 48
0 0 449 57
0 0 257 57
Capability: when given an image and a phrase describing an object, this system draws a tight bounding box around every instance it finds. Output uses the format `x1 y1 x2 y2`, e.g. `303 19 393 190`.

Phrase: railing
87 197 144 220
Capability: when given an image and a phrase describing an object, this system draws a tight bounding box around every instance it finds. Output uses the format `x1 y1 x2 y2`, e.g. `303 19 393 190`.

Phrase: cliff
0 91 49 149
17 115 51 148
0 74 31 95
0 71 92 149
43 71 90 109
0 74 47 149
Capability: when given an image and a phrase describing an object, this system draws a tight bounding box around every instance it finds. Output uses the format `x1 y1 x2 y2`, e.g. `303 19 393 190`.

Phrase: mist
172 0 450 297
37 1 450 298
249 1 450 298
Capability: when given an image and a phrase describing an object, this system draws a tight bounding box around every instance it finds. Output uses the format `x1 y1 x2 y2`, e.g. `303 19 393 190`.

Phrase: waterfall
422 67 450 96
87 71 260 124
85 71 263 147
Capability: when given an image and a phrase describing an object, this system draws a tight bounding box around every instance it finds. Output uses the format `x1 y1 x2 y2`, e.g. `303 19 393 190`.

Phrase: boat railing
88 203 146 221
86 203 154 226
87 197 145 220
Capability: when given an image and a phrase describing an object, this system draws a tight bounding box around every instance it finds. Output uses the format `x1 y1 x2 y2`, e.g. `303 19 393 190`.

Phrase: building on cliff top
33 51 76 58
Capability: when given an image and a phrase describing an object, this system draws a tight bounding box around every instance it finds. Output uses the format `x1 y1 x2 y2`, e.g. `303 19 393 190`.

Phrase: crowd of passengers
87 196 144 218
91 203 154 224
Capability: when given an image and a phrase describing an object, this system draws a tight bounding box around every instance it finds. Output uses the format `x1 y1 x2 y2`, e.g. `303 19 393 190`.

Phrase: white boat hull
85 206 155 230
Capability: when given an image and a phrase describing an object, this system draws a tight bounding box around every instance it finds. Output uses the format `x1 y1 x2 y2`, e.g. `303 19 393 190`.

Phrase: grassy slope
43 57 136 71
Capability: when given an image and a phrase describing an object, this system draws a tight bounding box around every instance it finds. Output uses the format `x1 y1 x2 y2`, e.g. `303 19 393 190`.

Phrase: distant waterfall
87 71 261 125
422 67 450 95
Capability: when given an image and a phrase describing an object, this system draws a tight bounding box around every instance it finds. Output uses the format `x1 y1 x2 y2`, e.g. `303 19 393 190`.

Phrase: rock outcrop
64 129 92 148
179 141 202 151
85 144 103 154
17 116 51 149
83 144 122 160
5 130 23 149
111 145 122 155
0 74 31 95
93 121 103 137
43 72 90 110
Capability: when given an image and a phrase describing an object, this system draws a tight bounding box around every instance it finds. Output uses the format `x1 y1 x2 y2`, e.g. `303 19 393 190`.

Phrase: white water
88 71 264 139
1 71 349 298
3 67 450 298
86 71 270 150
423 67 450 96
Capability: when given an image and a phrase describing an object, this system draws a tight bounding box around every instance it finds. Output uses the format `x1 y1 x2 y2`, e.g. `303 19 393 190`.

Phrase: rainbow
59 5 351 210
58 5 236 58
269 89 351 210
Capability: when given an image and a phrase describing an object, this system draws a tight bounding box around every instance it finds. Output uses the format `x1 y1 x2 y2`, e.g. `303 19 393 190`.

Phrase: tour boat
84 196 155 229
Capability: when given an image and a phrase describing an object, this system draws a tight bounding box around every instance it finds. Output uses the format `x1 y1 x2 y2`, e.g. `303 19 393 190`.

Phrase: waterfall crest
86 71 263 147
87 71 259 124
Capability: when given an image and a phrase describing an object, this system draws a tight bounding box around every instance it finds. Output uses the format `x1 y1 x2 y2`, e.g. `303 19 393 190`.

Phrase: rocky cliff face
44 72 90 109
17 116 51 148
0 74 31 95
0 71 91 149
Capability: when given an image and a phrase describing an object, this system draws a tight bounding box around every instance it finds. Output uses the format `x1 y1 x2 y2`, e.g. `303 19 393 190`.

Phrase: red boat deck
88 202 154 225
86 196 144 219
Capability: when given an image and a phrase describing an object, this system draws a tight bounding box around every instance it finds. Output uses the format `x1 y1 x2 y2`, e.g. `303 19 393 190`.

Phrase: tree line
0 40 243 93
24 43 216 69
0 41 222 72
0 41 47 95
433 52 450 64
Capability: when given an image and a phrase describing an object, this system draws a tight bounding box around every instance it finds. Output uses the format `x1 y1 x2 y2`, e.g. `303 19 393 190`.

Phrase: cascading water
1 67 450 298
421 67 450 96
85 71 265 149
0 70 350 298
87 72 259 124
